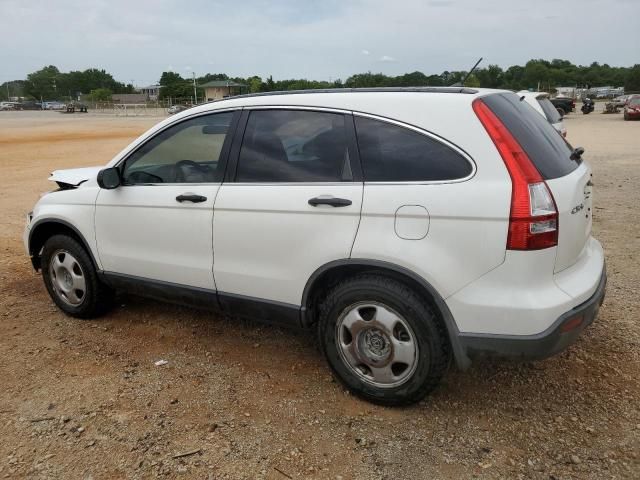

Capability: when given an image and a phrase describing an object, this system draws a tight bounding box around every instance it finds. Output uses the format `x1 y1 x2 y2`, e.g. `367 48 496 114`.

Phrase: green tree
624 65 640 92
159 71 192 99
0 80 26 100
247 75 263 93
24 65 60 100
464 73 481 88
89 88 113 102
476 64 503 88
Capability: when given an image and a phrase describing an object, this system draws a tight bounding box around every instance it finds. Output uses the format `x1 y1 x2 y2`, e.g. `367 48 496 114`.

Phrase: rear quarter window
482 93 578 179
354 116 473 182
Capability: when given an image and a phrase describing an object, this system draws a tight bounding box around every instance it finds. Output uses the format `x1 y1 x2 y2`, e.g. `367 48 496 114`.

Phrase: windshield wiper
570 147 585 161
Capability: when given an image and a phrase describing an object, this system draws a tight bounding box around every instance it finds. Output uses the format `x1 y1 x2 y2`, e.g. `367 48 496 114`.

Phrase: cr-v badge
571 203 585 214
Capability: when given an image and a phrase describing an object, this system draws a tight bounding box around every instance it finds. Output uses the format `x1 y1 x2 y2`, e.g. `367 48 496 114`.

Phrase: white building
141 84 162 101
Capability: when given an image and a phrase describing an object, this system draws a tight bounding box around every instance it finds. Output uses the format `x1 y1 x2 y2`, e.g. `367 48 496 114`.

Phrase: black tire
41 234 114 319
318 274 449 406
556 107 566 118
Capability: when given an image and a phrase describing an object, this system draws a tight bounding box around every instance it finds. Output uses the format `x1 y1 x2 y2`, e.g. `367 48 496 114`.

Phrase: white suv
518 90 567 138
24 88 606 405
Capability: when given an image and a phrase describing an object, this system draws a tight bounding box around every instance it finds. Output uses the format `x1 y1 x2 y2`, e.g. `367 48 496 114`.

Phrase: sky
0 0 638 87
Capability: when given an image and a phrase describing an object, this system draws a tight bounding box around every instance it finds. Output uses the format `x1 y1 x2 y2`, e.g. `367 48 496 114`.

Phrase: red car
624 95 640 121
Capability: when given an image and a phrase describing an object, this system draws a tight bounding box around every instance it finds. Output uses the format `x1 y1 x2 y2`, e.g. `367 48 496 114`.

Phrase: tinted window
123 112 234 184
537 97 562 123
237 110 350 182
482 93 578 179
354 116 472 182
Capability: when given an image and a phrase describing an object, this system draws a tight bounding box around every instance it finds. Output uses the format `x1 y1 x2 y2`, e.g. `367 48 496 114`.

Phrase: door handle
308 196 352 207
176 194 207 203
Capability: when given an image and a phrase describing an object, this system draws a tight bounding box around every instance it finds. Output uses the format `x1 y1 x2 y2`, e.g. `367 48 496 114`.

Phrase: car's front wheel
41 234 114 319
318 275 449 406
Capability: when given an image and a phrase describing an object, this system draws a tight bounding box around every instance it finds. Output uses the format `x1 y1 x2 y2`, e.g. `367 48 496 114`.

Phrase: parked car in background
167 105 188 115
624 95 640 121
518 91 567 137
550 96 575 115
43 101 67 111
0 101 17 111
17 101 42 110
612 95 629 108
24 88 606 405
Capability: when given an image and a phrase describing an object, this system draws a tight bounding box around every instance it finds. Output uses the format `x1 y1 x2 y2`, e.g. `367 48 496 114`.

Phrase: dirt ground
0 108 638 480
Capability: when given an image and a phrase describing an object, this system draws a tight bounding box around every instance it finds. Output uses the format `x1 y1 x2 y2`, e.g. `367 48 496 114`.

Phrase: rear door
212 108 363 308
482 93 590 272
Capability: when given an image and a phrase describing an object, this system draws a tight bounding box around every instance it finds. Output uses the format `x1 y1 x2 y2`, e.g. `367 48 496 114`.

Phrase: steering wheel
175 160 210 182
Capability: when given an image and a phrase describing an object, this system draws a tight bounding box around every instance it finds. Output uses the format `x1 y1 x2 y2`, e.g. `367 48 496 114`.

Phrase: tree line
1 65 134 102
3 59 640 102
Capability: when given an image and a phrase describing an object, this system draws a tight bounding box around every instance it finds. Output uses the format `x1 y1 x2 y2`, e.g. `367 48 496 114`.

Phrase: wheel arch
28 219 99 272
301 259 471 369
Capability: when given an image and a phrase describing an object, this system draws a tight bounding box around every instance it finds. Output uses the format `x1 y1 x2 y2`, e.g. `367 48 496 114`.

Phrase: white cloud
0 0 637 84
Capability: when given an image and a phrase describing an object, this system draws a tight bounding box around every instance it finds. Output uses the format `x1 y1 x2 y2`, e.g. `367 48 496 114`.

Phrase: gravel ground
0 108 638 479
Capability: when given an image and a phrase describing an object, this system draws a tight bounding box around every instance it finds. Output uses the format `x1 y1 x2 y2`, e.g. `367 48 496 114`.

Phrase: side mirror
97 167 121 189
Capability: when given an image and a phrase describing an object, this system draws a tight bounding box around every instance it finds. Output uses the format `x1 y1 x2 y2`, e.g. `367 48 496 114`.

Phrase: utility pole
192 72 197 105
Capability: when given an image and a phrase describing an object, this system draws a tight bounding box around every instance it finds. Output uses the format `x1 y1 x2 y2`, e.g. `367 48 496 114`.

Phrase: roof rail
207 86 478 104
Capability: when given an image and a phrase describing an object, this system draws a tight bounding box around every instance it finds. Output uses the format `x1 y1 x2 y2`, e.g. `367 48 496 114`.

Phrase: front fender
26 187 101 270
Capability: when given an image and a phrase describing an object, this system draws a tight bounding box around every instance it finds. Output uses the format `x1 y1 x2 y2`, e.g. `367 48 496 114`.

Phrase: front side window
236 110 351 182
354 116 473 182
123 111 234 184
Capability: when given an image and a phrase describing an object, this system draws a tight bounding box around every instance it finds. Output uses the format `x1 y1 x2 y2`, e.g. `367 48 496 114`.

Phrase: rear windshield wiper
570 147 585 161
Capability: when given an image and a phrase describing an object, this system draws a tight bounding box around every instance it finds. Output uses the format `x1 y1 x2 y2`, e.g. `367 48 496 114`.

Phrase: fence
89 101 167 116
87 97 202 116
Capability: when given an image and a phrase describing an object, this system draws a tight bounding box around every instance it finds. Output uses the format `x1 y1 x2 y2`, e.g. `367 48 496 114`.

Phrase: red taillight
472 99 558 250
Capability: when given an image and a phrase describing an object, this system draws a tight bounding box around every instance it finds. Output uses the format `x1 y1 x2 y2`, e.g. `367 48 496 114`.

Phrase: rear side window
236 110 351 182
354 116 472 182
482 93 577 179
537 97 562 124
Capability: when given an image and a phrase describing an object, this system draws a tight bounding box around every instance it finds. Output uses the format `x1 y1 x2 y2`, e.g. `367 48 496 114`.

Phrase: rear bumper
458 266 606 360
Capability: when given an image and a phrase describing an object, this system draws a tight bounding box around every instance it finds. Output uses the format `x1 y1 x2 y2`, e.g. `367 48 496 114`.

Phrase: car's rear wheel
556 107 566 117
41 234 114 319
318 275 449 406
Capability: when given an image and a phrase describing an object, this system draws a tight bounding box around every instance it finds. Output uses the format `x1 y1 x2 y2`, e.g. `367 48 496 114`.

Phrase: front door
95 110 238 290
213 108 363 307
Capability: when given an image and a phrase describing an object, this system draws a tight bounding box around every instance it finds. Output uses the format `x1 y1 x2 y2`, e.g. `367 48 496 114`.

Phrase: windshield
538 97 562 123
483 92 578 180
629 97 640 106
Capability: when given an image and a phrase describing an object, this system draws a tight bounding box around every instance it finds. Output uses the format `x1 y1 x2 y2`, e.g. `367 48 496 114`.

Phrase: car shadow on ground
99 292 628 418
